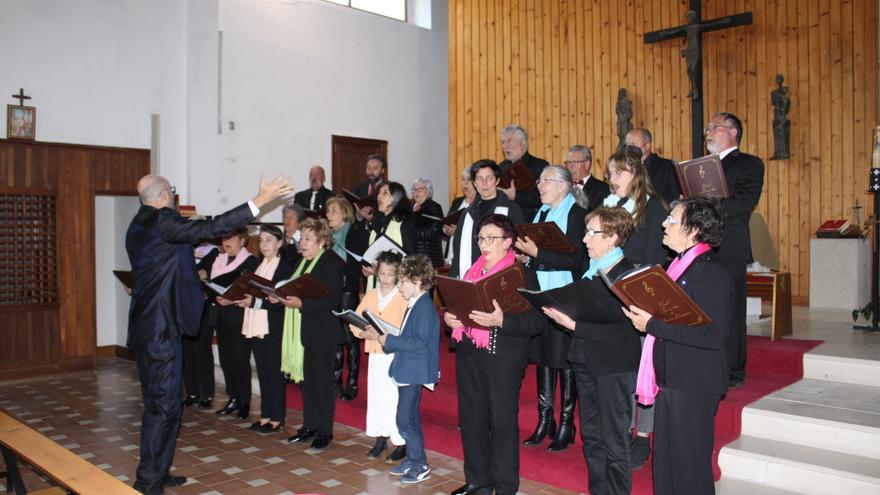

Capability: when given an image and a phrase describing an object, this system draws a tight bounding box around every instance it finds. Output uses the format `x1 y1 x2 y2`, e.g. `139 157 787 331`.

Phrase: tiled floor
0 359 576 495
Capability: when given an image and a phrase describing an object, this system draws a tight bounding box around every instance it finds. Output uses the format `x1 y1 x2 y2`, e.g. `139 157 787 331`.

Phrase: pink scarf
451 249 516 349
211 248 252 277
635 242 712 405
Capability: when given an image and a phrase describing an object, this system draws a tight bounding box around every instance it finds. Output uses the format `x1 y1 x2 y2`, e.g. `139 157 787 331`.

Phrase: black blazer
623 197 669 267
567 258 642 376
644 153 681 205
647 250 734 395
718 149 765 262
449 194 525 278
413 198 445 266
499 152 549 218
354 178 383 199
338 224 367 294
294 186 334 212
298 252 345 348
580 176 611 212
126 203 254 347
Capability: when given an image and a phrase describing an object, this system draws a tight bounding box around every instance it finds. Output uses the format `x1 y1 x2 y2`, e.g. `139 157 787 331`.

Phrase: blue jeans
396 385 426 467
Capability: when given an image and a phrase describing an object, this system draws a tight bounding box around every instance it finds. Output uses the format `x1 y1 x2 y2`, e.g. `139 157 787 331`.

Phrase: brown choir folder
113 270 134 289
204 272 272 301
515 222 579 253
600 265 712 326
249 273 331 300
422 208 465 227
435 264 531 328
675 154 730 199
342 189 375 209
499 161 536 191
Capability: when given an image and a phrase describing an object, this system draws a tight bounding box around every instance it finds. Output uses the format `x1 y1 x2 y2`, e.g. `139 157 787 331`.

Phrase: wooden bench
746 271 793 341
0 409 139 495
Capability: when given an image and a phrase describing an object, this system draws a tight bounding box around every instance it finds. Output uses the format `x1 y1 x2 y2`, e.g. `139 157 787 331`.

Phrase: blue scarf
331 223 351 261
533 193 577 290
583 246 624 280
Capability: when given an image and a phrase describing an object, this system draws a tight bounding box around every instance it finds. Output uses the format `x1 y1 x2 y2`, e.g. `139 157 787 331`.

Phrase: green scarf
280 249 325 383
331 223 351 261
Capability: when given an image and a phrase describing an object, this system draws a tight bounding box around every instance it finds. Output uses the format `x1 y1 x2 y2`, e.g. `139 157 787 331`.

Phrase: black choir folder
333 309 401 336
113 270 134 289
421 208 465 227
342 188 376 210
518 282 620 325
343 234 407 267
435 264 531 328
599 265 712 326
675 154 730 199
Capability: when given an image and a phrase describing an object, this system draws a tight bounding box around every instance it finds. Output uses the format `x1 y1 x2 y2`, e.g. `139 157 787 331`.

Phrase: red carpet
286 334 822 494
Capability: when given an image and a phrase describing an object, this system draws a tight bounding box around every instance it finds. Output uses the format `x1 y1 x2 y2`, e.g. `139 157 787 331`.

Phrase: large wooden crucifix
644 1 752 158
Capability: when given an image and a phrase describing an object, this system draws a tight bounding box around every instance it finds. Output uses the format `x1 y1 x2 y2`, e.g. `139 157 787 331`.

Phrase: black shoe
310 433 332 449
728 378 745 389
450 483 493 495
287 428 317 444
340 386 358 402
183 395 199 407
249 421 266 431
385 445 406 463
164 475 187 487
630 435 651 470
547 422 575 452
236 403 250 420
259 420 285 434
366 437 387 459
216 398 240 416
523 416 555 446
197 398 213 410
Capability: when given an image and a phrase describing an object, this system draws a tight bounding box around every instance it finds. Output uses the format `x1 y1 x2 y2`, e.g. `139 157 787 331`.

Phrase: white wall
209 0 449 219
95 196 141 347
3 0 449 345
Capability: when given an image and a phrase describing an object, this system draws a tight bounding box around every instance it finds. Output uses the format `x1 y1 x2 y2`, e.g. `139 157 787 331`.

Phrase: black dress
412 198 445 266
622 196 669 267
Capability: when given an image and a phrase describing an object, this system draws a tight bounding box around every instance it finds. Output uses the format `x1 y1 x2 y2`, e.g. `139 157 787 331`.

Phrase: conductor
126 174 292 494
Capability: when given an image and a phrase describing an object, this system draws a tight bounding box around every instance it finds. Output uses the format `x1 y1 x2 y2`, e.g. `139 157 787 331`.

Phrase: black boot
343 333 361 400
548 368 576 452
332 344 345 395
523 365 556 445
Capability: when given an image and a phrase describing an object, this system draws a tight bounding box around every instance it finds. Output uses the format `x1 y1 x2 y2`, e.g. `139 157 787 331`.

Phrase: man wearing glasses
564 144 610 212
449 160 525 278
624 128 681 204
498 125 549 220
704 112 765 389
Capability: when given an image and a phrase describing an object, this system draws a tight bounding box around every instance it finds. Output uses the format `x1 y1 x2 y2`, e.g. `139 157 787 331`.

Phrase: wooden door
331 135 388 194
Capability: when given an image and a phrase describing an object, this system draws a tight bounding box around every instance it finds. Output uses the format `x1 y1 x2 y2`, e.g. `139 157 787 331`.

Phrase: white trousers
365 352 405 445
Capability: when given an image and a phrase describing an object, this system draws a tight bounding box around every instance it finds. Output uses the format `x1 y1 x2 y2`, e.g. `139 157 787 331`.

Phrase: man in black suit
625 128 681 204
565 144 610 212
294 166 333 212
353 154 385 222
498 125 549 220
126 174 291 494
705 112 765 388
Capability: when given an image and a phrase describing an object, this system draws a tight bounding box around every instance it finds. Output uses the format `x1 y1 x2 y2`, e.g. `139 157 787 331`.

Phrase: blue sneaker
401 464 431 484
389 461 413 476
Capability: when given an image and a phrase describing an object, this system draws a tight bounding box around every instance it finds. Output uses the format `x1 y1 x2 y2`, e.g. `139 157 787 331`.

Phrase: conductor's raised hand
252 174 293 208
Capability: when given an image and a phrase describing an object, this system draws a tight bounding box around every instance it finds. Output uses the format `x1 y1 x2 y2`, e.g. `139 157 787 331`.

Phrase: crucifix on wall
644 1 753 158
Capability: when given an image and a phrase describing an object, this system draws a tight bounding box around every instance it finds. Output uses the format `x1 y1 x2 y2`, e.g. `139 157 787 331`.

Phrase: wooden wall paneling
486 0 496 163
796 0 810 296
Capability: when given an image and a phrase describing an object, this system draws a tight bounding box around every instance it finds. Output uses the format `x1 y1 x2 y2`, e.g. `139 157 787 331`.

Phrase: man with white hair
498 125 549 220
294 165 333 212
126 174 291 494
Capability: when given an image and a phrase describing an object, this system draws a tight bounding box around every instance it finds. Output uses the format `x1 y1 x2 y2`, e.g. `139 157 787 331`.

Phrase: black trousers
215 306 252 402
182 310 214 399
572 364 635 495
718 259 747 382
653 388 720 495
334 291 361 388
456 346 527 495
301 342 337 436
134 339 183 495
251 327 286 422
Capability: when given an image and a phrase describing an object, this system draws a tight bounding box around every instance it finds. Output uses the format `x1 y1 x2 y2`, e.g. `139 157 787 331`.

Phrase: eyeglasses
664 215 681 225
474 235 506 245
585 228 605 237
703 123 732 134
535 178 566 186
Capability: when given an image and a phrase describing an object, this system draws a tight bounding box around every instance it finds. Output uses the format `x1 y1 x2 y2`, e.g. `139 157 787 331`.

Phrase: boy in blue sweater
365 255 440 484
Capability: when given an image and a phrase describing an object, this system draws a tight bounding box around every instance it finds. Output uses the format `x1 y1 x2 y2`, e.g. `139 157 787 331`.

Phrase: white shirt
718 146 738 161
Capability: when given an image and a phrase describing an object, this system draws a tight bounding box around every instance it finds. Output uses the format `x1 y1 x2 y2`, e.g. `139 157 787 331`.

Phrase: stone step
741 379 880 459
714 478 801 495
803 353 880 387
719 435 880 495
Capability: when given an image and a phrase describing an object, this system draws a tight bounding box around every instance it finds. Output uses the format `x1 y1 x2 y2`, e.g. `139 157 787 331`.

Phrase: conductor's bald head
137 175 174 208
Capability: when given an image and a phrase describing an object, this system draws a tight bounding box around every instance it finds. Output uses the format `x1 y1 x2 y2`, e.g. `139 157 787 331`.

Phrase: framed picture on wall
7 105 36 140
